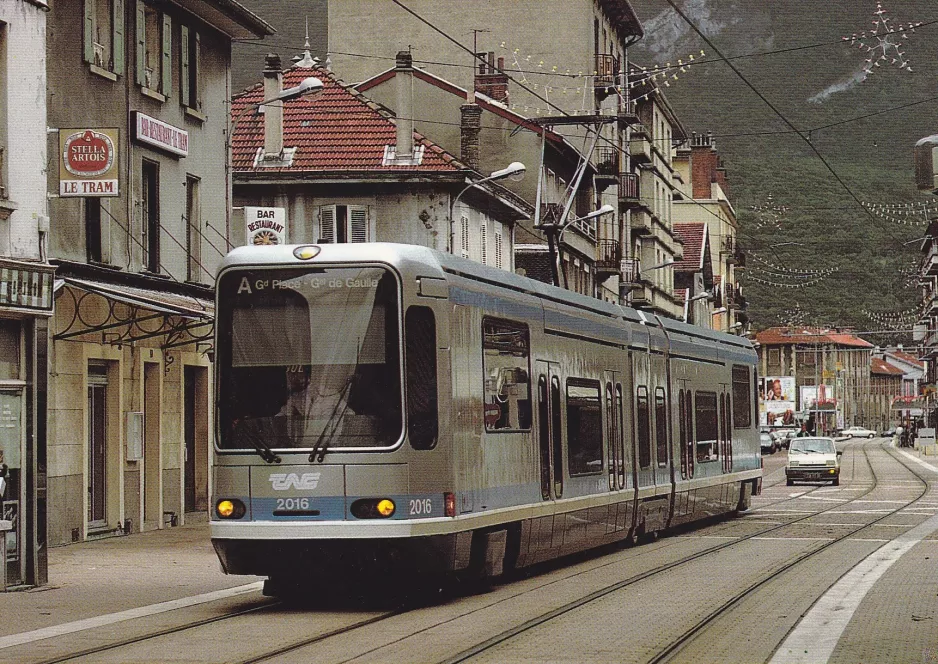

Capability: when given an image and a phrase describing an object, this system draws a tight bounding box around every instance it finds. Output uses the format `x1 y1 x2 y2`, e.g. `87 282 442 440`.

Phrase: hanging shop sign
59 128 120 197
245 207 287 245
133 112 189 157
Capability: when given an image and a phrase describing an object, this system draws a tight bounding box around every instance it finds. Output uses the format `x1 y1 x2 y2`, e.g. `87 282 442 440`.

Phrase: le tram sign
59 128 120 197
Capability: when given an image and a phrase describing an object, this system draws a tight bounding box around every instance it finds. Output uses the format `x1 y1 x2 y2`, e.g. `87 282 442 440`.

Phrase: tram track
432 441 883 664
648 441 932 664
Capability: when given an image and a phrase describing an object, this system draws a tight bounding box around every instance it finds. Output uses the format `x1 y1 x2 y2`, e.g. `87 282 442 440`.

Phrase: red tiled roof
871 357 904 376
232 65 462 173
672 223 706 272
887 349 924 368
755 326 874 348
674 288 688 302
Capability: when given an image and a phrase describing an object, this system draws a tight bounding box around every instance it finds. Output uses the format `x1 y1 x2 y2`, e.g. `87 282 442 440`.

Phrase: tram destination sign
59 128 120 197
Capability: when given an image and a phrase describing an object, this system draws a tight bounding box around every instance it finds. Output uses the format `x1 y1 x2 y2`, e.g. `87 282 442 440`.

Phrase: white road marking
770 510 938 664
0 582 264 650
796 496 848 503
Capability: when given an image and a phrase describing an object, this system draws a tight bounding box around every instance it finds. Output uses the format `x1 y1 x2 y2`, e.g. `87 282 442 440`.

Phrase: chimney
460 103 482 170
690 131 718 200
475 53 509 104
395 50 414 161
263 53 283 158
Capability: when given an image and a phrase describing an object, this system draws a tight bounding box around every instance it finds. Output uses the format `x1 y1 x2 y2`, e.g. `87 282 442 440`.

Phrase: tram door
719 386 733 473
604 371 626 491
535 360 563 500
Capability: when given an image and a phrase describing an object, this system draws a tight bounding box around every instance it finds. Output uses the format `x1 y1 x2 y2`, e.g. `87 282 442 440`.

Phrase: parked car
787 436 842 486
775 428 798 449
760 432 777 454
842 426 876 439
882 427 897 437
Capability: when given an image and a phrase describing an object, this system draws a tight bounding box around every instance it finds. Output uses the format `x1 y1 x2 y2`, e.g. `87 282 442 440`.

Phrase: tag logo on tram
268 472 321 491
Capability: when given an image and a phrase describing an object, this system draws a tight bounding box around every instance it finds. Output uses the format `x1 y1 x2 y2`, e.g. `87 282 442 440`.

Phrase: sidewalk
0 522 262 640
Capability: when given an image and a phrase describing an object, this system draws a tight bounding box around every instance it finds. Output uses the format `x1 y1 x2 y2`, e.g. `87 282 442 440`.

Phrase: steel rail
649 442 930 664
436 442 882 664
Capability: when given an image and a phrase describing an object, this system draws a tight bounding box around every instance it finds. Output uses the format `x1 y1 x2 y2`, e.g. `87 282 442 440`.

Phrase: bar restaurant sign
59 128 120 197
133 112 189 157
245 207 287 245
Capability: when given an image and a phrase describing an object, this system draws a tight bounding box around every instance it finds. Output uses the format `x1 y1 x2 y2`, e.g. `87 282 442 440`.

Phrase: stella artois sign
59 128 120 197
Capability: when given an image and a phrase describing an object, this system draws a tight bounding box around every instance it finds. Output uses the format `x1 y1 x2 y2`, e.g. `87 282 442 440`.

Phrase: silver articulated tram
210 243 762 589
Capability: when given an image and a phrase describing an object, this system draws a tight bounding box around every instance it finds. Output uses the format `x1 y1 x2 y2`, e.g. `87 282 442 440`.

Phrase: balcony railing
618 172 639 201
621 257 640 284
596 239 621 275
595 147 620 175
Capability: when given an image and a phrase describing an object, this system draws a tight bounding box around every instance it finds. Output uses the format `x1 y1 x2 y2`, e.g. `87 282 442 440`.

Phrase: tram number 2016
276 497 310 511
409 498 432 515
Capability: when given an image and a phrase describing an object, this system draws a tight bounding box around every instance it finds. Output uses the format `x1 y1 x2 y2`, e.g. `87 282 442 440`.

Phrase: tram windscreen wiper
237 420 282 464
309 376 354 463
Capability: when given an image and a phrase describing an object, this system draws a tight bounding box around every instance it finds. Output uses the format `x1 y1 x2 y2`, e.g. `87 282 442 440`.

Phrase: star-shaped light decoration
843 2 923 75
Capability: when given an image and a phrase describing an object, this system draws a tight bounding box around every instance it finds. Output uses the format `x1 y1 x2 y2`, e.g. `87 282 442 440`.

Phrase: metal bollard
0 520 11 591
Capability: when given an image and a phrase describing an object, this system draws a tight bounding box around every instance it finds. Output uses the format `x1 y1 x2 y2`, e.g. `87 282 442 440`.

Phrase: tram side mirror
836 450 843 457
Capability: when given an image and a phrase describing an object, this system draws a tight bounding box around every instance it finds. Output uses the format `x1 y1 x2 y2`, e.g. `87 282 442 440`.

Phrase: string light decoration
749 194 789 230
842 2 923 76
777 302 811 326
747 252 839 276
863 200 938 226
745 268 831 289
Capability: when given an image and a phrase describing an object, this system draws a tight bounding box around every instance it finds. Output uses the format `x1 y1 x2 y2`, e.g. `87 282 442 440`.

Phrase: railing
594 54 619 87
595 147 619 175
618 172 639 200
596 239 621 272
570 216 597 241
621 257 639 284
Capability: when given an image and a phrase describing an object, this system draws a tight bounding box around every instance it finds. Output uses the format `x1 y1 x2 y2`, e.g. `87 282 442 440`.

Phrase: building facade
673 133 747 333
44 0 271 549
232 56 530 266
869 356 903 434
0 0 57 589
755 327 874 434
327 0 661 307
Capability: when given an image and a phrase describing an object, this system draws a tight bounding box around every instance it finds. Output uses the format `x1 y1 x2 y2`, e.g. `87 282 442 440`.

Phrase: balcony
594 54 619 100
596 239 621 280
629 208 653 235
621 257 640 285
618 172 640 209
923 245 938 276
594 147 620 192
629 125 652 163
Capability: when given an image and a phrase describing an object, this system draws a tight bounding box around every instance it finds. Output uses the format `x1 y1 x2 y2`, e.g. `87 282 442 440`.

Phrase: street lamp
683 290 712 324
227 76 325 245
640 259 674 273
449 162 526 253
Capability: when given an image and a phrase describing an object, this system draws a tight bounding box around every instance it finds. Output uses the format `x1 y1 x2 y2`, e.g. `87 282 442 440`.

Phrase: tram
209 243 762 588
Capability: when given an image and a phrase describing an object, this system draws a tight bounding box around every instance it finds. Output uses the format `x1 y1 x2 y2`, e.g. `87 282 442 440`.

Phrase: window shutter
135 1 146 86
161 13 172 95
192 31 201 108
349 206 368 243
460 216 470 259
480 222 487 264
112 0 125 75
83 0 94 64
495 231 503 269
180 24 189 106
319 206 336 243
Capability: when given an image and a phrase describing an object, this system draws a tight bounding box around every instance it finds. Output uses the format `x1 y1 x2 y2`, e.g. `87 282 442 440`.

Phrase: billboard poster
762 376 795 402
59 128 120 197
801 385 836 411
245 207 287 246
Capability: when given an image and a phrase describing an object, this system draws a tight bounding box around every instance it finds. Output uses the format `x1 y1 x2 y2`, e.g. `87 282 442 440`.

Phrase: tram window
685 390 694 477
566 379 602 476
679 388 687 478
405 306 438 450
637 386 651 469
732 365 752 429
695 391 718 462
655 387 667 467
482 318 532 431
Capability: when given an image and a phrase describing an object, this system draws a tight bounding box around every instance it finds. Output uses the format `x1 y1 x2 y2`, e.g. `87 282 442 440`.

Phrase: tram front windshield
217 266 402 452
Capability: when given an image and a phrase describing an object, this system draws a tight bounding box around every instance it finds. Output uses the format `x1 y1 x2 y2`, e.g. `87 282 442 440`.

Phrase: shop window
180 25 201 111
482 318 531 431
83 0 124 78
135 1 171 96
85 198 103 263
566 379 602 475
0 320 20 381
318 205 368 243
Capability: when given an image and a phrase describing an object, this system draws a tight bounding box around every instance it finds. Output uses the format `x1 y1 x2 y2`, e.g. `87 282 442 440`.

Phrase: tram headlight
350 498 396 519
216 499 246 519
293 245 321 260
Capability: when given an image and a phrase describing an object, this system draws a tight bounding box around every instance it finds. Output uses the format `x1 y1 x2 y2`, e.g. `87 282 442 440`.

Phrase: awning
54 277 214 350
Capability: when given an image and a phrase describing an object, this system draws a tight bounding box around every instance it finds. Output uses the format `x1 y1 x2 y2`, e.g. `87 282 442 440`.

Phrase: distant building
755 327 874 433
869 357 903 433
672 222 713 327
231 54 530 266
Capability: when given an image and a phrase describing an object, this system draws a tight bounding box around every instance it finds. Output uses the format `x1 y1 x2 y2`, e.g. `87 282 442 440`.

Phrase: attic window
382 144 426 167
253 147 298 169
